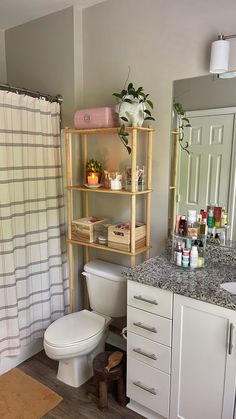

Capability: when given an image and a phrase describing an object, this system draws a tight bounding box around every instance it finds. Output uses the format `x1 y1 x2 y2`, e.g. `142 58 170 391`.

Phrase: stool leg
117 376 126 406
98 381 108 410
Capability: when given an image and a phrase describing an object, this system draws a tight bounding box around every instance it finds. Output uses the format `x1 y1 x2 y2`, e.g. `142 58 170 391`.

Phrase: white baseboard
0 338 43 375
127 399 166 419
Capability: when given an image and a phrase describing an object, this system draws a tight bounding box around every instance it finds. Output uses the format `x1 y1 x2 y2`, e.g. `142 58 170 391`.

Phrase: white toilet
43 259 127 387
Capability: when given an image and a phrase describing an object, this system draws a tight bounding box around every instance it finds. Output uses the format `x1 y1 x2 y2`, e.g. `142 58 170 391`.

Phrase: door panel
178 113 234 215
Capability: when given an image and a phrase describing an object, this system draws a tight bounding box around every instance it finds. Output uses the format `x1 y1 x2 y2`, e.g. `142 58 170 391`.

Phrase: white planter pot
116 97 145 127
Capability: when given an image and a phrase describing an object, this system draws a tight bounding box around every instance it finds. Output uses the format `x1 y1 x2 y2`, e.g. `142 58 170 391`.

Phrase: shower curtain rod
0 82 63 104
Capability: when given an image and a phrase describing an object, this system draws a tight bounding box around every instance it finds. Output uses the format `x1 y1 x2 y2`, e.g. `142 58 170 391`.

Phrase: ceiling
0 0 106 30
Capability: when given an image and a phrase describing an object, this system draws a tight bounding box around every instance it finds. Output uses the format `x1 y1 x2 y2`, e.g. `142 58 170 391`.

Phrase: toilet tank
83 259 127 318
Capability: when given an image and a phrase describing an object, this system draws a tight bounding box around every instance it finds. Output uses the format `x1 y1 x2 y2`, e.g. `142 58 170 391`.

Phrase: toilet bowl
43 259 126 388
44 310 110 387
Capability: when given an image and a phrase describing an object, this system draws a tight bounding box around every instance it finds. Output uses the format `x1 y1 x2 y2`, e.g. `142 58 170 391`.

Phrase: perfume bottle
178 216 187 236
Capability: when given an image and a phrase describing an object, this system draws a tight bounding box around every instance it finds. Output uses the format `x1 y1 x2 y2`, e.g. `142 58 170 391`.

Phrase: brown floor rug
0 367 62 418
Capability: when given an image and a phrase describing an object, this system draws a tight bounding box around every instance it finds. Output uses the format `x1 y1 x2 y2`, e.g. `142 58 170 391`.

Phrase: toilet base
57 355 93 388
56 337 107 388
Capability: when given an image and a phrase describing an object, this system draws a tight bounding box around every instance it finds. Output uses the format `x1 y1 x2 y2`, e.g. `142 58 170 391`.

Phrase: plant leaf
137 87 144 94
124 98 133 104
146 99 154 109
113 93 122 99
144 116 155 121
144 109 151 115
126 146 132 154
120 116 129 122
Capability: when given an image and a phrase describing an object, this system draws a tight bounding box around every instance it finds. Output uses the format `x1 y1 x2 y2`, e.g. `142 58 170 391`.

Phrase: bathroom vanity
125 245 236 419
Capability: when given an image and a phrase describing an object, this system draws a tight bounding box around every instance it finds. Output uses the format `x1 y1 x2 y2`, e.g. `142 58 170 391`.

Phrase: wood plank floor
18 350 144 419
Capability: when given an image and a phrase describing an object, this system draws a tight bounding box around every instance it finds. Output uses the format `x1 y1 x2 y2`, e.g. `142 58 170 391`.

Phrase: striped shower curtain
0 90 69 359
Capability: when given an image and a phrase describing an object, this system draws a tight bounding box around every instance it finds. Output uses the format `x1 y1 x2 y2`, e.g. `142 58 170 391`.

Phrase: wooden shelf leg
68 242 74 312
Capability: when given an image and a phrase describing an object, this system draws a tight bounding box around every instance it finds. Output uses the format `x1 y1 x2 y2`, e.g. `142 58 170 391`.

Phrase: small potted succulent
113 82 155 154
86 158 103 184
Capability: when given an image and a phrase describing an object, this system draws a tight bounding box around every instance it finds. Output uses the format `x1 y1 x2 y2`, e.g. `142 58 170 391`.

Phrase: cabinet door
170 294 236 419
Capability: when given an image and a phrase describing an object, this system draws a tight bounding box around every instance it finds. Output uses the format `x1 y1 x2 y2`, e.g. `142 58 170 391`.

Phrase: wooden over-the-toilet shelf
64 125 154 312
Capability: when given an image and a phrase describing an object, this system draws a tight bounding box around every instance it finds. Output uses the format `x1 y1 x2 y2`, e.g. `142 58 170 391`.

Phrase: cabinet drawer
127 356 170 418
127 331 171 373
127 306 172 347
128 280 173 319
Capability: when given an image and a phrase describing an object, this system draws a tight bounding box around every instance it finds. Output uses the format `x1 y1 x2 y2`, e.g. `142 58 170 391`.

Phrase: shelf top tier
64 126 154 135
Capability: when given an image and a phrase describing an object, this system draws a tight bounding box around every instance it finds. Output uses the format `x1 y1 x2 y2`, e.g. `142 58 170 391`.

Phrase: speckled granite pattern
124 253 236 310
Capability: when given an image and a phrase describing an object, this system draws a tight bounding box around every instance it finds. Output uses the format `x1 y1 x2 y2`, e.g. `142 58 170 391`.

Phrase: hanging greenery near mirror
173 101 191 153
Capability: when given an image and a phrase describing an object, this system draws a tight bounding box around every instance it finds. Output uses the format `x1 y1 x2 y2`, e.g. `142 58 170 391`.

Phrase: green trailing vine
173 101 191 153
113 83 155 154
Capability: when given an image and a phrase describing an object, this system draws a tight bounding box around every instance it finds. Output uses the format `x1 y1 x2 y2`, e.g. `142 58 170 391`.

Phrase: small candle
87 173 98 185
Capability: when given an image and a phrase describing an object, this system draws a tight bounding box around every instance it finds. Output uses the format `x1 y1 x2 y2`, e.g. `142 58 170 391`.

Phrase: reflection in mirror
169 74 236 246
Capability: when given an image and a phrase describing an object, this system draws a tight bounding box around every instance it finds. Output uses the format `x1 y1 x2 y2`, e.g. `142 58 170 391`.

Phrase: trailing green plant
113 82 155 154
86 158 103 173
173 101 191 153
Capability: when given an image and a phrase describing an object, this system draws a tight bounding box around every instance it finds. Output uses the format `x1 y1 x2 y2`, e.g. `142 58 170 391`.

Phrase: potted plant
86 158 103 184
113 82 155 154
173 101 191 153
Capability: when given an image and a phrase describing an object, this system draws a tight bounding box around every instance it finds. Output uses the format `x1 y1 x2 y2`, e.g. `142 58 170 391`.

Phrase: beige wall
81 0 236 256
5 7 75 126
4 0 236 306
4 7 84 310
0 30 6 82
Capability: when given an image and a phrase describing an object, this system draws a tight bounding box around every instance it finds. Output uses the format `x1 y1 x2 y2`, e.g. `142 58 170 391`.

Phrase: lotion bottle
190 245 198 268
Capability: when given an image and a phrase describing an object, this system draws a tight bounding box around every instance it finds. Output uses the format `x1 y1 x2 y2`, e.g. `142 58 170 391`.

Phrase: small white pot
116 96 145 127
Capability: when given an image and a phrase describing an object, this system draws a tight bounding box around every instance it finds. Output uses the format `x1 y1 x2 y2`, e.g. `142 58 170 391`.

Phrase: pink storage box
74 107 119 129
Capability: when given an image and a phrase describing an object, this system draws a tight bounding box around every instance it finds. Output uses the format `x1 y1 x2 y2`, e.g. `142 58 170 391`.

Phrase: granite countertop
124 252 236 310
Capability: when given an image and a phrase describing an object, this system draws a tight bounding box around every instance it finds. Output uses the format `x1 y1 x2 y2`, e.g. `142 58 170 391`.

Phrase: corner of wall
73 5 84 109
0 29 7 83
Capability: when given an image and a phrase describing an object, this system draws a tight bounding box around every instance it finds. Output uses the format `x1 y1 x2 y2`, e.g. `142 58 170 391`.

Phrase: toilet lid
44 310 105 347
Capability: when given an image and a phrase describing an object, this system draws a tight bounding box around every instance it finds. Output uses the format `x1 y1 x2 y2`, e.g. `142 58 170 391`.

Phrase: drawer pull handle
134 295 158 305
228 323 235 355
133 380 157 395
133 321 157 333
133 347 157 360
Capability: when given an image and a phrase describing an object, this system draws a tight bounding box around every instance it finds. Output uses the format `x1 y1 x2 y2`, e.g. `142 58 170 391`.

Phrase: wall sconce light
210 33 236 74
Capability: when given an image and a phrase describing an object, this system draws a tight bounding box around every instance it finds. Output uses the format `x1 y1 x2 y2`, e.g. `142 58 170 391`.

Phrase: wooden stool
93 351 126 410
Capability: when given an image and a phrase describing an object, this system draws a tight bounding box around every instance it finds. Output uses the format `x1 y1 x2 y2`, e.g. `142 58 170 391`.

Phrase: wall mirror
169 74 236 245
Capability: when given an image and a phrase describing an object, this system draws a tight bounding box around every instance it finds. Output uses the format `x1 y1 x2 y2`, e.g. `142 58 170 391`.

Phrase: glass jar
124 165 145 191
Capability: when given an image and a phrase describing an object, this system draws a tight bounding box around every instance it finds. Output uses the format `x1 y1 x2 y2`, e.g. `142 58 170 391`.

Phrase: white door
177 111 234 215
170 294 236 419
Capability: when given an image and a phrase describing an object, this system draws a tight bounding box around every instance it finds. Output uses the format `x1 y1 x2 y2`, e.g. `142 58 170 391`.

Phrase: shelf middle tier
66 185 152 195
67 238 151 256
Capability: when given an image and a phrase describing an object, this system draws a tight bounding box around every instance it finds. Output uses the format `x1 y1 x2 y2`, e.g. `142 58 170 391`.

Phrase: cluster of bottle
175 206 228 241
174 238 204 268
173 206 229 269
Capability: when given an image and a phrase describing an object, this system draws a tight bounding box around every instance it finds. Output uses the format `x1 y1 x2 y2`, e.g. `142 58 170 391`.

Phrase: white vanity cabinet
126 280 173 419
170 294 236 419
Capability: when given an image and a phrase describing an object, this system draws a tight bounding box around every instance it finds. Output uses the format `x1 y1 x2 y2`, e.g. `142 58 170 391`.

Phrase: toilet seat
44 309 105 348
